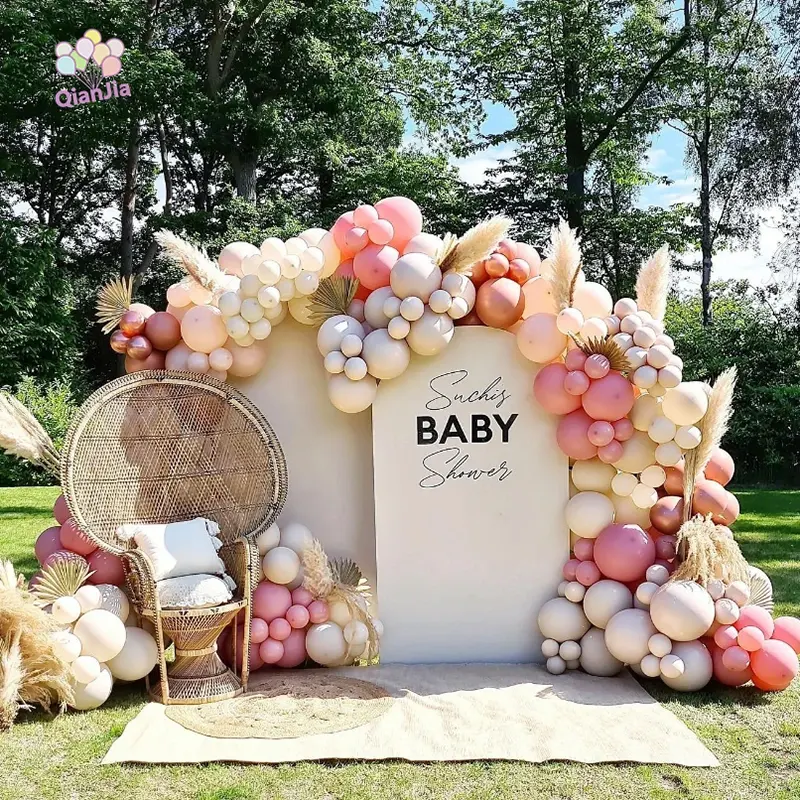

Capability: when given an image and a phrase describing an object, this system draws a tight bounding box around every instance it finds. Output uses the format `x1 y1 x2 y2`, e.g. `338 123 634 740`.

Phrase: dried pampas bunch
301 539 378 661
682 367 737 522
439 217 511 275
155 230 231 295
0 564 74 730
635 245 671 321
672 515 750 586
0 394 61 478
547 220 582 310
307 276 360 324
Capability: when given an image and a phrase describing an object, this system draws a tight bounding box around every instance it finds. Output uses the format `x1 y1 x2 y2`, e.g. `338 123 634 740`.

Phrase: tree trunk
228 150 258 200
609 176 622 297
699 34 713 326
562 4 585 231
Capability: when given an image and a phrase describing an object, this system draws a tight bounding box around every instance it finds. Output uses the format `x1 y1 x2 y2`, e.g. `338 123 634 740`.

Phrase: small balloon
92 43 110 65
102 56 122 77
83 28 102 44
106 38 125 57
55 42 72 57
56 55 76 75
75 37 95 59
71 52 88 71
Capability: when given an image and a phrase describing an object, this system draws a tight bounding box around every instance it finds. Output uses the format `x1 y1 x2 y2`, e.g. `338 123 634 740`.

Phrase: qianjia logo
54 29 131 109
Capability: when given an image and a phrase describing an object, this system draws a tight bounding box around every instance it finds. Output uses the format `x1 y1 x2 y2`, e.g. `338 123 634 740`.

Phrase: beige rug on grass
102 663 718 766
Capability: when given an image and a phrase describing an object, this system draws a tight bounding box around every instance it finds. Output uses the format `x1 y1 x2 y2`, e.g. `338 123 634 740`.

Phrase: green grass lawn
1 487 799 800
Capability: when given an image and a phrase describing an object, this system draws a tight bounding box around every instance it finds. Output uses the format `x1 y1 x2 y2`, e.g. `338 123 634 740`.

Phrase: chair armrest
219 538 260 603
121 548 160 616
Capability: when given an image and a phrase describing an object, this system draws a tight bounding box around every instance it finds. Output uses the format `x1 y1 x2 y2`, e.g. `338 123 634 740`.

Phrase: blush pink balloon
344 226 369 253
353 204 379 228
556 409 598 460
101 56 121 77
613 417 634 442
573 538 595 562
584 354 610 379
44 550 88 570
714 624 739 650
164 341 193 370
772 617 800 654
588 421 615 447
723 645 752 671
533 363 582 415
308 600 329 624
275 627 307 668
227 627 263 672
53 494 70 525
291 587 314 607
34 526 62 565
269 617 292 641
286 604 310 629
734 605 775 639
250 617 270 644
581 372 635 422
368 219 394 246
712 645 752 687
737 626 766 652
253 582 292 623
655 534 677 560
597 440 623 464
565 349 587 371
87 550 126 585
562 558 580 581
655 558 675 574
374 196 423 250
352 244 398 290
59 518 97 556
751 639 800 691
259 638 285 664
331 211 357 257
593 524 656 582
576 560 601 587
564 370 590 396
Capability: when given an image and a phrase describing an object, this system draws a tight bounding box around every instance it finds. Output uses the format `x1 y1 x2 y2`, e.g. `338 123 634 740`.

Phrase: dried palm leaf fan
439 217 511 275
307 276 360 324
60 370 288 704
30 559 93 608
571 335 632 375
96 275 135 334
0 393 61 478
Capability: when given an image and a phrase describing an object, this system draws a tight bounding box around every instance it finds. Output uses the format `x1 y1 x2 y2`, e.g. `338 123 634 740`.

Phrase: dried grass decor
547 219 582 310
672 515 750 587
439 217 511 275
155 230 231 295
0 393 61 478
635 245 670 322
301 540 379 660
0 562 73 731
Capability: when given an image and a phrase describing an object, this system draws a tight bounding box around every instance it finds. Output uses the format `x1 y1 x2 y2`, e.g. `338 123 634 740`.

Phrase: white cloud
451 146 517 185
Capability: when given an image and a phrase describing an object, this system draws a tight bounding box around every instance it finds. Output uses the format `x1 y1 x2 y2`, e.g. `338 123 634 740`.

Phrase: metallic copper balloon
704 448 735 487
470 258 490 286
119 309 146 336
508 258 531 285
485 253 510 278
649 495 684 535
110 329 130 354
693 478 739 525
475 277 526 329
124 349 166 373
144 311 181 351
126 334 153 360
664 462 685 496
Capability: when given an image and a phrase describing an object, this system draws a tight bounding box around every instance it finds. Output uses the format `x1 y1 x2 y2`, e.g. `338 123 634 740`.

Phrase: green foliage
0 377 79 487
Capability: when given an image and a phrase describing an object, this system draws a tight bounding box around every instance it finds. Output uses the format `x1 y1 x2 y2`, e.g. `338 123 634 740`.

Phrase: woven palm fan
60 370 288 705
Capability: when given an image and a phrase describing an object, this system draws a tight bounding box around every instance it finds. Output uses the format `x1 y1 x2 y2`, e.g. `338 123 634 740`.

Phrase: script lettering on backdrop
415 370 519 489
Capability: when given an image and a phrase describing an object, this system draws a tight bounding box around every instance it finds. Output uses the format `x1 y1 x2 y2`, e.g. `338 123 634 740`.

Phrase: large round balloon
649 581 715 641
705 448 735 486
582 580 633 629
533 363 582 416
106 628 159 682
661 640 713 691
593 524 655 582
73 609 126 662
750 639 799 691
87 550 126 586
604 608 657 664
537 597 591 643
556 409 598 460
579 627 624 676
476 278 526 329
581 373 634 422
180 306 228 354
374 197 423 251
517 313 567 362
70 665 114 711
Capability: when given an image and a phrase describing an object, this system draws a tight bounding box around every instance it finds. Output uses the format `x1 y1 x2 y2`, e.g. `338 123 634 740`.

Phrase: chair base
149 667 242 705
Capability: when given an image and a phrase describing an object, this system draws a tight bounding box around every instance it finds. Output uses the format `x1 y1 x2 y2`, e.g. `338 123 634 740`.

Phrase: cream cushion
117 518 226 581
157 574 236 609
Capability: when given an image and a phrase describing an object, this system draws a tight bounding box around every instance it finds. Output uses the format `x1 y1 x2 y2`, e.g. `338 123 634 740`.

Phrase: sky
450 105 786 290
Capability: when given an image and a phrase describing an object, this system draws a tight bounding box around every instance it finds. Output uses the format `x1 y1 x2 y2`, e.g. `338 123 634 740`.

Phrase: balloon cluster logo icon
54 29 131 109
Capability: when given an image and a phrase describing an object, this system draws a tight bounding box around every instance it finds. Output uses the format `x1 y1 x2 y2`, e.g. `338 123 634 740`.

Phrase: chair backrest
61 370 288 555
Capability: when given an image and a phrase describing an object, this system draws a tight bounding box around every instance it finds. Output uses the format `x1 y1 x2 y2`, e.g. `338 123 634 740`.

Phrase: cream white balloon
327 373 377 414
73 609 126 662
107 627 159 682
70 665 114 711
262 546 301 585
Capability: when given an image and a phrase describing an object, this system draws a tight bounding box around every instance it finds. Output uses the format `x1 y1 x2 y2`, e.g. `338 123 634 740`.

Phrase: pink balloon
87 550 126 586
259 638 285 664
712 645 752 687
44 550 88 570
373 197 423 250
714 624 739 650
772 617 800 654
564 349 587 371
368 219 394 246
573 538 595 562
588 421 615 447
597 440 623 464
250 617 270 644
331 211 357 257
613 418 634 442
593 524 656 582
517 313 567 364
562 558 580 581
352 244 398 290
734 605 775 639
53 494 70 525
751 639 799 691
291 587 315 607
564 370 590 396
164 341 193 370
655 558 675 574
34 526 62 565
344 226 369 253
253 582 292 623
581 372 635 422
515 242 541 275
556 409 598 460
286 604 310 629
575 560 601 587
275 627 307 668
307 600 329 624
59 518 97 557
102 56 121 77
533 363 582 416
269 617 292 641
722 645 752 671
226 626 263 672
737 626 766 652
655 534 677 560
584 354 610 379
353 204 379 228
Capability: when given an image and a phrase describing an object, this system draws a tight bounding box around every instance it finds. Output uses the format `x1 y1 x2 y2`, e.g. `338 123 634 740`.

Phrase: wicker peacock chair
61 370 287 705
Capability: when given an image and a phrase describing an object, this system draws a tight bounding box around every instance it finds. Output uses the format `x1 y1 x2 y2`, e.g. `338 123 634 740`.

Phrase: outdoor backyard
1 486 798 800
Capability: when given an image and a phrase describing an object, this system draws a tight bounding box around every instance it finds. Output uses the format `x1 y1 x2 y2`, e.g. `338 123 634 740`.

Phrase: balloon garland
92 198 800 695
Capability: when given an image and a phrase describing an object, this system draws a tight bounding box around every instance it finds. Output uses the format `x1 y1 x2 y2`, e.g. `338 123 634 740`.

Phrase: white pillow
157 574 236 609
117 518 226 581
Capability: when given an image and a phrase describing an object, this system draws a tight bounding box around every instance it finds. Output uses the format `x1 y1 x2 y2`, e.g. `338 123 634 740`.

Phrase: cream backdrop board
372 327 569 664
231 319 377 595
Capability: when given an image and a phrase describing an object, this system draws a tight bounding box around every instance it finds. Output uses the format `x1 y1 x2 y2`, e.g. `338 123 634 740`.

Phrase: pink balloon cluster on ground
32 494 126 587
